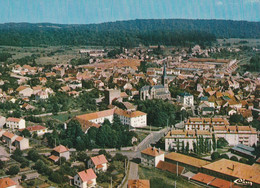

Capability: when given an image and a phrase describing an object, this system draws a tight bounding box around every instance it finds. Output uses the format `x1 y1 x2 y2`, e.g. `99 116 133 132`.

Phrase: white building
0 116 6 128
87 154 108 173
177 93 194 107
14 136 29 150
214 125 258 146
115 108 147 128
141 147 164 167
165 130 212 152
74 168 97 188
23 125 49 136
6 118 26 129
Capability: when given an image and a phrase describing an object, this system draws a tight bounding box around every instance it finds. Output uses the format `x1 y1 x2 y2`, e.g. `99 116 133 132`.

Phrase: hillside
0 19 259 47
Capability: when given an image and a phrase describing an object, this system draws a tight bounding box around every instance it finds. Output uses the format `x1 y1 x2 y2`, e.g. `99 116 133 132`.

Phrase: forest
0 19 259 47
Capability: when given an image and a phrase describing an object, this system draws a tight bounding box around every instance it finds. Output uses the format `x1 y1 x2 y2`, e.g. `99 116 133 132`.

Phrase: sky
0 0 259 24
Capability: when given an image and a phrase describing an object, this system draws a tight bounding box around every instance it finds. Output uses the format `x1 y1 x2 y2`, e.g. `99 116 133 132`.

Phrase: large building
165 129 212 151
185 117 230 131
213 125 258 146
75 108 147 132
201 159 260 187
177 93 194 107
140 63 171 100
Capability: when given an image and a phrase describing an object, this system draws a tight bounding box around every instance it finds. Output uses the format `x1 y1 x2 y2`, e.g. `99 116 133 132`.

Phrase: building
213 125 258 146
6 118 25 130
201 159 260 187
21 125 48 136
177 93 194 107
74 168 97 188
114 108 147 128
0 116 6 128
185 117 229 131
141 147 164 167
49 145 70 162
87 154 108 173
75 109 114 133
165 152 210 172
0 177 17 188
140 63 171 100
2 132 17 146
127 179 150 188
104 89 121 105
156 161 185 175
165 129 212 151
230 144 256 159
13 136 29 150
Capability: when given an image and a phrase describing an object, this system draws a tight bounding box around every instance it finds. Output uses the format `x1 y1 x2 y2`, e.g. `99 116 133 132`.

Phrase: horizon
0 0 259 24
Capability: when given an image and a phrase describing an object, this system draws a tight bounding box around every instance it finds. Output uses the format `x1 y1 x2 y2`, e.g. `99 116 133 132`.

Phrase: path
122 162 139 188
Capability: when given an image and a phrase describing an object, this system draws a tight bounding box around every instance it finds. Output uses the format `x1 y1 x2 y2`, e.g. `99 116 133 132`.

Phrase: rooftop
128 179 150 188
78 169 97 182
91 154 108 166
165 152 210 168
0 177 17 188
141 147 164 157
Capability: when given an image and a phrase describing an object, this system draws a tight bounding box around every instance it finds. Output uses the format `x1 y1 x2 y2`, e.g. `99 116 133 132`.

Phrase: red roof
6 117 21 122
15 136 24 142
91 154 108 166
78 169 97 182
3 132 15 139
0 177 17 188
191 173 215 184
26 125 46 132
48 155 59 162
141 147 164 157
209 178 235 188
53 145 69 153
156 161 184 175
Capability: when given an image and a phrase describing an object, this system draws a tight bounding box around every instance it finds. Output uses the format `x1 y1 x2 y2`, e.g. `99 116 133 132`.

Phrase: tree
21 174 27 181
22 129 31 138
185 142 189 154
239 158 248 164
220 154 229 159
176 140 180 152
181 141 185 153
212 134 217 151
77 152 89 163
7 165 20 175
230 156 238 161
229 114 244 124
217 138 229 148
211 151 220 160
0 161 5 169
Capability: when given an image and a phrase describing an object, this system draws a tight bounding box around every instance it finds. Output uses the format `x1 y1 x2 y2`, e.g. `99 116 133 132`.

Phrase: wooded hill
0 19 259 47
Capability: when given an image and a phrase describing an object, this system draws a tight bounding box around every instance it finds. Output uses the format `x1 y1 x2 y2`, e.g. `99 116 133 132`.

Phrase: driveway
123 162 139 188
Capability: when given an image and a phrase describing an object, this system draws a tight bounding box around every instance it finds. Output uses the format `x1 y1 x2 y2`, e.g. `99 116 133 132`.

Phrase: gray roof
231 144 255 158
140 86 150 91
152 85 165 89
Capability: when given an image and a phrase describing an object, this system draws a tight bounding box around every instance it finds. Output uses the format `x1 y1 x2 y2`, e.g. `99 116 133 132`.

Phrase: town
0 38 259 188
0 1 260 187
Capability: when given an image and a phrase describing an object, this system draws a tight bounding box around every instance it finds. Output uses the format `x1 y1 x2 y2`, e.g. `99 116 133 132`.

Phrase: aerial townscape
0 1 260 188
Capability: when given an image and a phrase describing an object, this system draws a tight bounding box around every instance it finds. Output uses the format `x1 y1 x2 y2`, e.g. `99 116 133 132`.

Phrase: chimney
159 148 161 153
153 146 155 151
64 123 67 130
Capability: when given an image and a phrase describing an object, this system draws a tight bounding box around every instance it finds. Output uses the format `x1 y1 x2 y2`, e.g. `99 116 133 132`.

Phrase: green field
139 165 200 188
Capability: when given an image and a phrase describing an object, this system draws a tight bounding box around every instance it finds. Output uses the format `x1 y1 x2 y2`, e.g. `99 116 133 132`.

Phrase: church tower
162 62 168 88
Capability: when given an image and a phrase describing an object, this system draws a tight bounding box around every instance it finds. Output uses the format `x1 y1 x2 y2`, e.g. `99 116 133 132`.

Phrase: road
122 162 139 188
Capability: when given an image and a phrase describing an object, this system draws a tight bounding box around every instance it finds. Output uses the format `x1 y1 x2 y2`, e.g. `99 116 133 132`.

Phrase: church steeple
162 62 168 87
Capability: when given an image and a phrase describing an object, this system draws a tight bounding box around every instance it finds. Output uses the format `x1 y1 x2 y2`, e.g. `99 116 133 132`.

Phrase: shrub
220 154 229 159
211 151 220 160
7 165 20 175
230 156 238 161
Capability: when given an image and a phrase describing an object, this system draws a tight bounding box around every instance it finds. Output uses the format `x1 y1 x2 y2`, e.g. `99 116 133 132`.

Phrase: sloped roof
26 125 47 132
49 155 59 162
0 177 17 188
6 117 21 122
91 154 108 166
191 173 215 184
78 169 97 182
53 145 69 153
141 147 164 157
156 161 184 175
3 132 15 139
76 109 115 121
128 179 150 188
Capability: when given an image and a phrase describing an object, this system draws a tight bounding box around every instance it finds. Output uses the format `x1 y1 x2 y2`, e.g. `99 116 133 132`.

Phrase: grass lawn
139 165 200 188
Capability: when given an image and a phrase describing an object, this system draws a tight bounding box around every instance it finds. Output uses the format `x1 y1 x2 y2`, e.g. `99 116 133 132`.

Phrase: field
138 165 200 188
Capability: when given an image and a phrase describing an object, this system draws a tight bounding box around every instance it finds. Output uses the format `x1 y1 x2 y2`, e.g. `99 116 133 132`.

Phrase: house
2 132 17 146
74 168 97 188
185 117 229 131
49 145 70 162
88 154 108 173
104 89 121 105
23 125 48 136
0 177 17 188
16 86 33 97
6 118 25 129
127 179 150 188
141 147 164 167
177 93 194 107
156 161 185 175
13 136 29 150
0 116 6 128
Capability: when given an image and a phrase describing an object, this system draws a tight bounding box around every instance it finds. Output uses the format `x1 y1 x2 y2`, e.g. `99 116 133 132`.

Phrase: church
140 63 171 100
